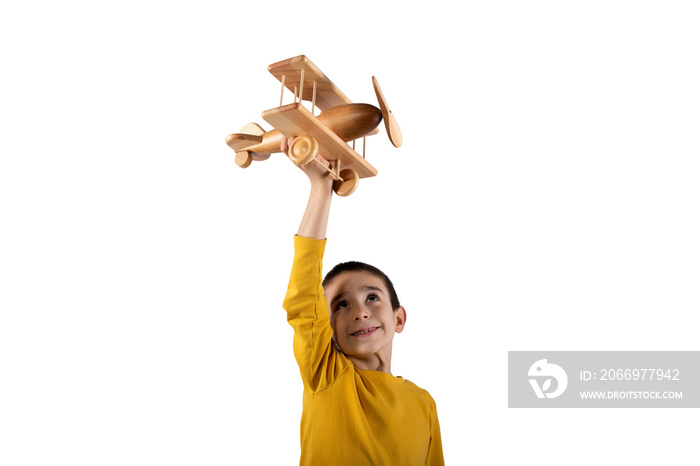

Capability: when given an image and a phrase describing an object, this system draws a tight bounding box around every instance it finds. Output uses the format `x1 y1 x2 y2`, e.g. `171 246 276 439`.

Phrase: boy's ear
394 306 407 333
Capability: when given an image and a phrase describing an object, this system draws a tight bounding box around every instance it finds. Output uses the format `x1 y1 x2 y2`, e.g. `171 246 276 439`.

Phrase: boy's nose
353 307 370 320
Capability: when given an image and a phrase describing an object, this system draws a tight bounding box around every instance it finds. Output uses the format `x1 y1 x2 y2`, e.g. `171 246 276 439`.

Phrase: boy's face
324 270 406 369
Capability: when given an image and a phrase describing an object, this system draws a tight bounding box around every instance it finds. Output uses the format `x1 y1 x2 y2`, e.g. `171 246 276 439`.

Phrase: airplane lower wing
262 103 378 179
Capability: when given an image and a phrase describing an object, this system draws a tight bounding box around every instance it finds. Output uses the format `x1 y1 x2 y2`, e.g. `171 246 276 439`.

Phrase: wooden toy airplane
225 55 402 196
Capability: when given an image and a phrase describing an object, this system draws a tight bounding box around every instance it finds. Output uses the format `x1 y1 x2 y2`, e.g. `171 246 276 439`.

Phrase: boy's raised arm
282 137 334 240
282 138 348 392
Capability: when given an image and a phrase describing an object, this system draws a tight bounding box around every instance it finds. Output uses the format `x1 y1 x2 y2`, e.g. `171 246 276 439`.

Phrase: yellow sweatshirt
283 236 444 465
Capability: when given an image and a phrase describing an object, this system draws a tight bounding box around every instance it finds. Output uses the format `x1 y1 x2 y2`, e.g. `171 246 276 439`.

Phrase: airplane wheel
235 150 253 168
288 135 319 166
333 169 359 196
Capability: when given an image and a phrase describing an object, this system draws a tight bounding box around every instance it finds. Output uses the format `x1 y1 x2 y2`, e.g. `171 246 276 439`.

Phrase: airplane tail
225 122 266 151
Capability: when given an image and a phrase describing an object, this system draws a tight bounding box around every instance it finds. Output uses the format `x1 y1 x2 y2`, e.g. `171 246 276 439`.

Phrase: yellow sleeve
282 236 348 392
426 394 445 465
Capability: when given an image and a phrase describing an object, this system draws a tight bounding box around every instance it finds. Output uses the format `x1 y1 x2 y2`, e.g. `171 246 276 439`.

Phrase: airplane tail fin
239 122 266 136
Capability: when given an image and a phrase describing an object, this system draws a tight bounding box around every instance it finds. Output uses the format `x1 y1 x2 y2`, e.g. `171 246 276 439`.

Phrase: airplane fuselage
226 103 382 156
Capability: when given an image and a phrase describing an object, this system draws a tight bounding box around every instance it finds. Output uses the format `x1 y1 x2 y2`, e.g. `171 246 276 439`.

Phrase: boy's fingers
316 153 331 169
281 136 294 156
280 137 287 155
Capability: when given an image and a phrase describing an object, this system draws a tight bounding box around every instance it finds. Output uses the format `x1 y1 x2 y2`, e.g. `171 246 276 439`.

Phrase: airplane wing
262 103 378 179
268 55 352 112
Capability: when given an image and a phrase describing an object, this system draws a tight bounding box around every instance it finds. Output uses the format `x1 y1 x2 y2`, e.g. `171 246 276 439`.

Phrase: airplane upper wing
268 55 352 112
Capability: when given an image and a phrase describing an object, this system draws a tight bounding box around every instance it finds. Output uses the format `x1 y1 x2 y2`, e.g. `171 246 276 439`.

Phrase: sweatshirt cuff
294 235 327 254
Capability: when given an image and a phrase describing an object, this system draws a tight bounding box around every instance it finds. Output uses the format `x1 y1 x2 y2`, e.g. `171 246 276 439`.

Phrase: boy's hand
281 137 334 190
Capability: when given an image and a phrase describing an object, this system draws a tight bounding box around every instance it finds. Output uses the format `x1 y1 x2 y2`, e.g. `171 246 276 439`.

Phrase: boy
281 138 444 465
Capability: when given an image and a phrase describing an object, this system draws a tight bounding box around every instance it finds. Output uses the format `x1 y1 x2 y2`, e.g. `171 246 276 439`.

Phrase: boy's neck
348 352 393 375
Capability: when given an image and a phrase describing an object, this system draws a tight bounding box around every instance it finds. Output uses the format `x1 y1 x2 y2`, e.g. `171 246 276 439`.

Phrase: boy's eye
367 294 379 302
336 301 349 310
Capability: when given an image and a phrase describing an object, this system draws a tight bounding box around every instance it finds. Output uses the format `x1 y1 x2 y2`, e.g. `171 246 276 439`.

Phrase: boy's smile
350 326 380 337
324 270 406 373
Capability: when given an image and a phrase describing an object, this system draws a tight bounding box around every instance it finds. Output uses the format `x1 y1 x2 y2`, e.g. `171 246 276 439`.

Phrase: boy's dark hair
322 261 401 310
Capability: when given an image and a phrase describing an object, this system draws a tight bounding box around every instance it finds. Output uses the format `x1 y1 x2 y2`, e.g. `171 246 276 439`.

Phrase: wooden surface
372 76 403 147
226 129 282 156
316 104 382 141
239 122 265 136
226 104 380 155
262 103 378 179
225 133 262 151
268 55 352 112
333 168 360 196
226 103 380 158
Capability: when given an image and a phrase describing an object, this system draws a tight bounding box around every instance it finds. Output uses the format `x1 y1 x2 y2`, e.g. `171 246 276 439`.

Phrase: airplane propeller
372 76 403 148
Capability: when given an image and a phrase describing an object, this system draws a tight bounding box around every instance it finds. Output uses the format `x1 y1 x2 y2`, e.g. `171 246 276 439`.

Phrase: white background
1 1 698 464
